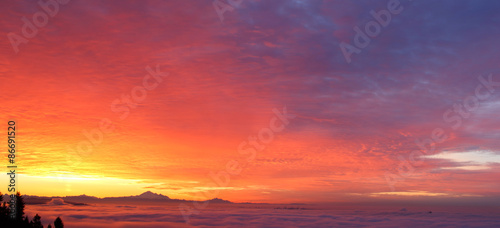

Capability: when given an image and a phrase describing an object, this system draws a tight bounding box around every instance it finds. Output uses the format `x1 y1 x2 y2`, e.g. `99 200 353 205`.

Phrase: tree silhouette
32 214 43 228
0 191 65 228
0 193 9 226
15 191 25 221
22 216 30 228
54 216 64 228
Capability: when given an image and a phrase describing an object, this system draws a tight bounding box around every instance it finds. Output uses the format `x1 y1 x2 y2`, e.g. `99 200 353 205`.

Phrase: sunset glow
1 0 500 220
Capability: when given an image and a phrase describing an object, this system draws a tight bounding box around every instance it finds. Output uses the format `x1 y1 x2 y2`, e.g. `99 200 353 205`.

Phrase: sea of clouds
25 199 500 227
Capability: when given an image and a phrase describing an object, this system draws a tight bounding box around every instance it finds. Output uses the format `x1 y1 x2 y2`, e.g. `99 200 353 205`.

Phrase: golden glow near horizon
0 174 149 197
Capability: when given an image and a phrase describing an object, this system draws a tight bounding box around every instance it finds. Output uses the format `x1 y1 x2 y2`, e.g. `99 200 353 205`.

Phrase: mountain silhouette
7 192 233 205
134 191 170 200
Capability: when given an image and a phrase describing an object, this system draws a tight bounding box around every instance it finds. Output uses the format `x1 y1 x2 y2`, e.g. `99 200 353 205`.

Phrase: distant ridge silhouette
3 192 233 205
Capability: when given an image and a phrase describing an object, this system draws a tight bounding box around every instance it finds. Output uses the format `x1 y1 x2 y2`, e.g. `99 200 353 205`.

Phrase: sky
0 0 500 204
